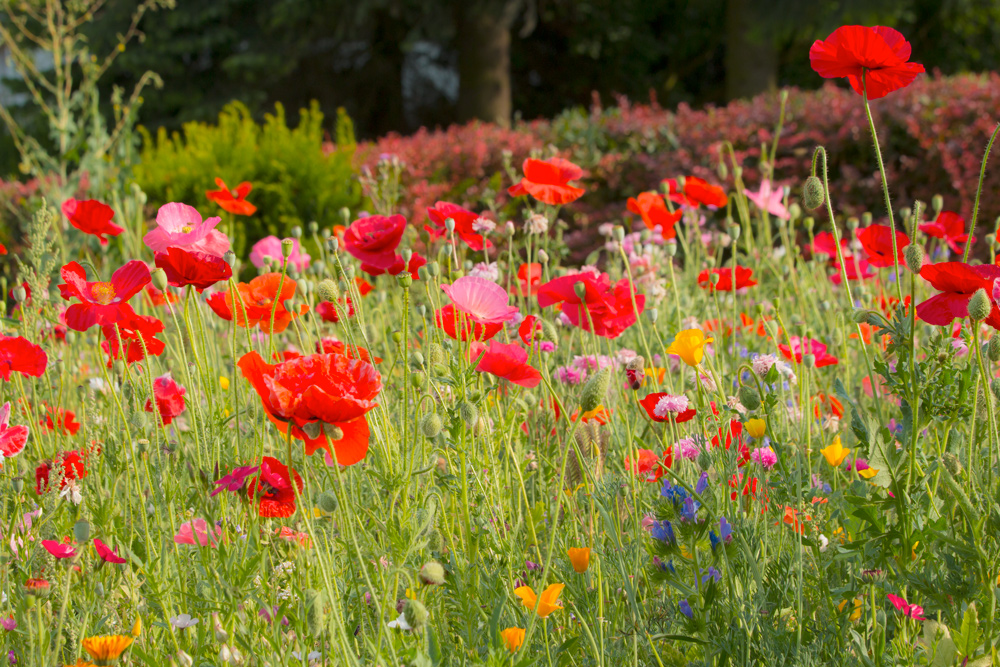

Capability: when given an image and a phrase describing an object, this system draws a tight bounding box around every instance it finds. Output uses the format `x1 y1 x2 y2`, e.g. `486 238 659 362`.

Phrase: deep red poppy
810 231 847 259
434 304 503 342
514 263 543 297
0 243 5 255
316 338 382 364
729 473 760 502
518 314 542 345
536 271 644 339
35 449 87 494
830 256 876 285
425 202 493 251
154 247 232 291
61 198 124 245
0 335 47 380
626 192 682 237
778 336 840 367
919 211 971 255
361 251 426 279
145 374 186 425
206 177 257 216
626 448 672 483
343 214 407 272
638 393 697 424
316 299 353 323
39 406 80 435
222 273 308 333
663 176 728 208
206 292 233 320
468 340 542 388
809 25 925 100
697 267 758 292
916 262 1000 329
247 456 303 518
101 312 165 366
857 225 907 268
238 351 382 465
507 157 585 205
58 261 150 331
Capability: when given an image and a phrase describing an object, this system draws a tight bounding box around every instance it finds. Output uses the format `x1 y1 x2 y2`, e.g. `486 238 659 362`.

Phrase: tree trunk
724 0 777 101
455 2 519 127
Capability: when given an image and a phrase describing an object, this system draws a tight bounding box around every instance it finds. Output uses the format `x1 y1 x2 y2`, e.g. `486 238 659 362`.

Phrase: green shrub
136 101 361 256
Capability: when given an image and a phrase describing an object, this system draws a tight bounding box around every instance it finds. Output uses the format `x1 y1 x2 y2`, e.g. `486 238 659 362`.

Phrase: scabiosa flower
640 392 696 423
677 438 701 461
471 217 495 234
751 447 777 470
467 262 500 282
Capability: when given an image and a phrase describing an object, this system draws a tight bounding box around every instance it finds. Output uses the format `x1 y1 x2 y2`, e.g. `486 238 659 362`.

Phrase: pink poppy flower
441 276 518 325
41 539 76 559
468 341 542 388
743 180 789 220
210 465 259 497
778 336 839 367
173 518 222 548
94 538 127 564
249 236 311 272
0 401 28 460
143 202 230 257
886 593 925 620
145 373 187 425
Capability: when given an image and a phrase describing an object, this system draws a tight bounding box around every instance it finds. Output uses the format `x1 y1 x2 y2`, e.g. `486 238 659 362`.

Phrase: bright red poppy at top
58 260 151 331
626 192 682 238
697 267 758 292
857 225 908 268
919 211 971 255
62 198 124 245
916 262 1000 330
206 177 257 216
810 26 925 99
508 157 585 206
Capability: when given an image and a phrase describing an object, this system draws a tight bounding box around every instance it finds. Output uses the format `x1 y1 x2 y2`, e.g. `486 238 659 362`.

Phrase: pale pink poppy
249 236 310 272
441 276 518 325
173 518 223 548
0 401 28 459
41 539 76 559
94 538 127 564
744 180 789 221
143 202 230 256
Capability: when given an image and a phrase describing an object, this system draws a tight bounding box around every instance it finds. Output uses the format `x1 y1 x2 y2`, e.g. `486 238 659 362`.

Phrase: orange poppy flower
812 393 844 419
206 177 257 216
508 157 584 205
779 506 812 534
223 273 308 333
626 192 682 237
570 405 611 424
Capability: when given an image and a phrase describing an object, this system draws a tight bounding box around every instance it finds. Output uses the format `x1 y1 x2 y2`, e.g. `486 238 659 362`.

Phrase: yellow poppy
500 627 526 653
514 583 564 618
858 467 878 480
131 616 142 637
745 418 766 439
820 436 850 467
838 598 863 623
82 634 134 662
219 376 230 390
666 329 714 367
567 547 591 573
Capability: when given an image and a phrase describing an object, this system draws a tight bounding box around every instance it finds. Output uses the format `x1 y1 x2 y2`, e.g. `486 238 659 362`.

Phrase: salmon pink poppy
697 267 758 292
247 456 303 518
425 202 493 251
810 26 925 99
514 263 542 297
0 402 28 460
62 198 124 245
101 312 165 366
857 225 907 268
639 393 697 423
222 273 308 334
468 340 542 388
238 351 382 465
145 374 186 425
206 177 256 216
0 335 47 380
778 336 840 367
916 262 1000 329
35 450 87 494
441 276 518 325
744 180 789 220
174 518 222 548
210 465 259 497
343 214 406 272
434 304 503 342
94 538 127 564
58 261 151 331
508 157 585 205
143 202 229 257
663 176 728 208
919 211 971 255
536 271 645 339
626 192 682 237
249 235 311 272
155 247 232 291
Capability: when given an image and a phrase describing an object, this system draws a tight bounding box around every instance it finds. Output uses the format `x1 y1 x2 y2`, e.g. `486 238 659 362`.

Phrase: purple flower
700 567 722 585
210 465 259 497
679 497 701 523
679 600 693 619
650 520 676 546
1 617 15 631
695 471 709 495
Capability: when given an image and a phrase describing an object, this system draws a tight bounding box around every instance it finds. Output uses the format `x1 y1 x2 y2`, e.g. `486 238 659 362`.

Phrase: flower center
91 282 116 305
181 225 193 233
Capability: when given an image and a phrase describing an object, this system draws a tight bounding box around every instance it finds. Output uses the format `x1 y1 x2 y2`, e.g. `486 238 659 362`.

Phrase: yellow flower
567 547 591 573
514 583 564 618
82 634 134 662
500 627 526 653
219 376 230 390
820 436 850 467
666 329 714 367
745 418 766 439
858 467 878 480
131 616 141 637
838 598 863 623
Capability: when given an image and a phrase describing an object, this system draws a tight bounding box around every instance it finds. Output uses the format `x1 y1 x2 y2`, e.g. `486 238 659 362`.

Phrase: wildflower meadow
2 10 1000 667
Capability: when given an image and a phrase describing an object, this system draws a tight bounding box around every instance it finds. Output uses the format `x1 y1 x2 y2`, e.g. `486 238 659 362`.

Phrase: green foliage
135 101 362 255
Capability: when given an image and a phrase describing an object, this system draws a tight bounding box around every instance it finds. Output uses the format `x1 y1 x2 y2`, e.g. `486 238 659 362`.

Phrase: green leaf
953 603 982 659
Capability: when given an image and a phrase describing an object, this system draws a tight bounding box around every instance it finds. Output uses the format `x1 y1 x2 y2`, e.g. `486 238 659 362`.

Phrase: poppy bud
573 282 588 299
149 268 168 292
613 226 625 243
988 335 1000 362
339 207 351 225
411 371 427 389
696 450 712 472
419 561 446 585
317 279 339 303
717 161 728 181
327 237 339 253
95 582 104 598
540 318 559 342
396 273 412 289
788 203 802 221
625 356 645 391
410 351 424 367
420 413 443 438
73 519 91 543
647 308 658 324
931 194 943 215
537 249 549 263
458 401 478 426
903 244 924 274
968 288 991 322
737 385 761 411
307 221 319 235
710 272 721 286
803 217 814 232
343 264 355 280
803 354 817 368
417 266 430 281
581 367 611 412
427 343 446 365
305 588 326 637
302 421 322 439
730 224 741 241
323 423 344 440
427 262 440 277
941 452 963 477
403 599 429 631
986 233 997 248
444 217 456 233
427 527 443 552
802 176 825 211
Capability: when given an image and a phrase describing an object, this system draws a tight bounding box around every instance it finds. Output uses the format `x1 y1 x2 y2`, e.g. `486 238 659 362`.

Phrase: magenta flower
0 401 28 460
41 540 76 559
440 276 518 325
143 202 229 257
93 538 127 564
210 465 259 497
249 236 310 272
1 616 15 631
886 593 926 620
743 180 789 220
173 518 222 548
750 447 777 470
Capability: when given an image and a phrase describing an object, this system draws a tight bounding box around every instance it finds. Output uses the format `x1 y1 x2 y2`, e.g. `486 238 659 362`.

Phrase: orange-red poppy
206 177 256 216
220 273 308 334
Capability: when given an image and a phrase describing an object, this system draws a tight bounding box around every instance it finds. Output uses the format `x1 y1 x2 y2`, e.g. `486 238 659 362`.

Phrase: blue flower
680 497 700 523
679 600 693 619
650 520 676 546
710 516 732 551
653 556 676 574
695 472 709 495
700 567 722 585
660 480 689 506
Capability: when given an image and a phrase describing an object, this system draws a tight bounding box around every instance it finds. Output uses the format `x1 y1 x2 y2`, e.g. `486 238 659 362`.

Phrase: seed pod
410 351 425 367
420 413 443 438
419 561 446 585
737 384 761 411
322 423 344 440
458 401 478 426
317 490 338 514
396 273 412 289
988 335 1000 362
281 238 294 259
581 367 612 412
317 279 339 303
968 288 991 322
73 519 91 543
403 599 429 631
852 309 868 324
903 244 924 274
802 176 825 210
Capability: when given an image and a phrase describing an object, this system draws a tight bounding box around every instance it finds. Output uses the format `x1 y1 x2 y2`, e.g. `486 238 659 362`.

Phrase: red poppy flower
425 202 493 251
536 271 645 339
830 256 877 284
514 263 543 297
857 225 907 268
434 304 503 342
916 262 1000 329
58 261 151 331
626 448 672 482
626 192 682 237
508 157 585 205
812 393 845 419
94 538 127 564
154 247 232 291
39 406 80 435
0 243 6 255
61 198 124 245
809 25 925 99
247 456 303 518
638 393 697 423
518 315 542 345
222 273 308 333
778 336 840 367
316 299 353 323
362 251 426 279
35 449 87 493
810 231 847 259
663 176 728 208
101 312 165 366
729 473 760 502
697 267 758 292
316 338 382 364
238 351 382 465
468 340 542 388
0 402 27 460
206 177 257 216
343 214 407 272
0 335 47 380
919 211 971 255
145 374 186 425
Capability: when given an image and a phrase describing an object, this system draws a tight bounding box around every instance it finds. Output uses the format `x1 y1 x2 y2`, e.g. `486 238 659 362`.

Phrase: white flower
59 479 83 505
88 377 108 393
170 614 199 629
472 217 495 234
818 534 829 552
468 262 499 282
526 213 549 235
387 612 412 630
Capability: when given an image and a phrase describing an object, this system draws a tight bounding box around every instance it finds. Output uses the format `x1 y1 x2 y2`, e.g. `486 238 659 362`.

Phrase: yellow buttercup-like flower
666 329 714 367
82 634 134 662
820 436 850 467
745 418 766 439
514 583 565 618
219 376 230 390
838 598 863 623
500 627 526 653
567 547 591 573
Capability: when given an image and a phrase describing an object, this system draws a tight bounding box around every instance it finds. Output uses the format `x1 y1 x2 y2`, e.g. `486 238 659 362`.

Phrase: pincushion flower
857 225 908 268
58 261 151 331
500 627 525 653
0 402 28 461
101 312 165 367
920 211 970 255
666 329 713 367
751 447 777 470
514 583 565 617
247 456 303 518
174 518 222 547
42 540 76 559
468 341 542 388
425 202 493 251
744 180 789 220
222 273 308 333
144 373 186 425
82 634 134 663
820 437 850 467
778 336 839 367
35 450 88 494
441 276 518 325
886 593 926 620
697 267 758 292
62 198 124 245
916 262 1000 329
94 538 127 564
206 177 256 215
435 304 503 342
155 247 232 290
238 351 381 465
626 192 682 237
536 272 644 339
343 214 407 272
249 236 311 272
143 202 229 256
663 176 728 208
810 25 925 99
639 393 696 423
0 335 47 380
508 157 584 205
